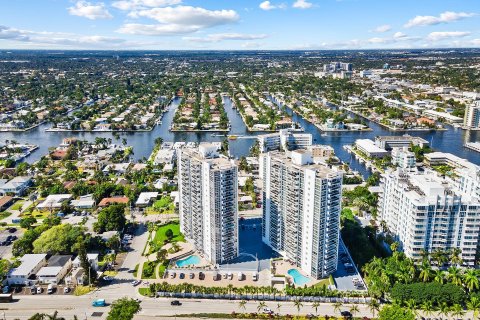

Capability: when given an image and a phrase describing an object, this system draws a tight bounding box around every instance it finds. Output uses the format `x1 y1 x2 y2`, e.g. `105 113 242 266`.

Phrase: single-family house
135 192 158 207
0 176 32 196
98 196 129 207
36 194 72 210
71 195 96 209
72 253 99 271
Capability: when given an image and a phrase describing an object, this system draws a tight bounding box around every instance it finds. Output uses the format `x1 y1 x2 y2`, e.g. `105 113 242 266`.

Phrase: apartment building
178 144 238 265
464 102 480 129
258 129 312 153
378 168 480 266
391 147 416 170
261 149 343 279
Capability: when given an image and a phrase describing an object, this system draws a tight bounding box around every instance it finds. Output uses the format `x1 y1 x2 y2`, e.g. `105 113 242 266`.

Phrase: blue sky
0 0 479 49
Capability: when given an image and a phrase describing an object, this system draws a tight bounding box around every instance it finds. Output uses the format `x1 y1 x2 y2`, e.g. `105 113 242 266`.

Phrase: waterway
1 96 479 179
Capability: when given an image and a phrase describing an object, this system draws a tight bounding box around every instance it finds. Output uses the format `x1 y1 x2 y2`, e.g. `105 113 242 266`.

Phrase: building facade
378 169 480 266
178 144 238 265
464 102 480 130
261 150 342 279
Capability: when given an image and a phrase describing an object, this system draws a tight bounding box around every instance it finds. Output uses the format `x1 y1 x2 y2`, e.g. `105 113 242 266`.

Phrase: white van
47 284 54 294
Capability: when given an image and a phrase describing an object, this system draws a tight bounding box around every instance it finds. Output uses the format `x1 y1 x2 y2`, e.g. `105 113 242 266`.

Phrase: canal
1 95 479 179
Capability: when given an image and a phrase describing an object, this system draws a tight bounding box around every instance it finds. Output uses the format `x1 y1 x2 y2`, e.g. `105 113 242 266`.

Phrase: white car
131 280 141 286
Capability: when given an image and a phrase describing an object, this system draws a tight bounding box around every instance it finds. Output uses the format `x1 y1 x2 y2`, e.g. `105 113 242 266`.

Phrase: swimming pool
176 255 201 267
287 269 311 286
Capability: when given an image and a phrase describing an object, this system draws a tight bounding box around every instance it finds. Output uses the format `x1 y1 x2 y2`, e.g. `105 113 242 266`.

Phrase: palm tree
293 299 303 315
349 304 360 318
312 301 320 315
276 302 282 314
368 299 380 318
467 296 480 320
421 300 435 317
438 302 451 319
464 269 479 292
450 248 463 266
447 266 463 286
432 249 447 267
333 301 343 314
238 300 247 313
433 269 445 284
405 299 418 317
257 301 267 313
450 303 465 318
418 261 432 282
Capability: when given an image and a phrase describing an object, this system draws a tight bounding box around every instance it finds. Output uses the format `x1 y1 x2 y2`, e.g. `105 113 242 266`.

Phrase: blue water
287 268 311 286
176 255 201 267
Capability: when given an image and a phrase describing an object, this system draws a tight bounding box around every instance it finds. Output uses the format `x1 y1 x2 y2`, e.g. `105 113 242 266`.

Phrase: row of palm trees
399 296 480 319
235 299 363 318
363 243 480 298
148 282 367 300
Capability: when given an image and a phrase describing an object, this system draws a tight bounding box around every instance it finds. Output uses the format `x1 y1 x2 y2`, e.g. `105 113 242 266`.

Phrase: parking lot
333 238 367 291
7 283 73 296
0 227 21 260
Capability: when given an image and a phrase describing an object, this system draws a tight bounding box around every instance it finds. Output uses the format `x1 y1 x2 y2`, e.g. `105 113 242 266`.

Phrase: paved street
1 294 377 319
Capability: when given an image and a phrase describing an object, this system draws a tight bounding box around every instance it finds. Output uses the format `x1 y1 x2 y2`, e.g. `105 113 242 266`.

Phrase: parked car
8 228 16 233
36 287 42 294
189 273 194 279
30 286 36 295
131 280 141 286
179 273 185 279
63 287 70 294
170 271 176 279
92 299 106 307
47 284 54 294
2 286 9 294
341 311 352 317
170 300 182 306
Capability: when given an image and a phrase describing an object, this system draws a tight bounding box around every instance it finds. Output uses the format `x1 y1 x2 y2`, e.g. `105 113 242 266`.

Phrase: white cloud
368 37 387 44
393 32 407 39
292 0 313 9
405 11 476 28
259 1 286 10
373 24 391 33
471 39 480 46
112 0 181 11
427 31 471 41
118 5 239 36
0 25 159 48
184 33 268 43
68 1 113 20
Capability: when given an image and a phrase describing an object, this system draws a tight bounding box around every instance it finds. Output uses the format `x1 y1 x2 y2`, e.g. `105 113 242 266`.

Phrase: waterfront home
0 176 32 196
36 194 72 210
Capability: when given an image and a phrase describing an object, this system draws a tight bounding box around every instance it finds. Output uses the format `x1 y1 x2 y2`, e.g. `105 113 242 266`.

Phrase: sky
0 0 479 50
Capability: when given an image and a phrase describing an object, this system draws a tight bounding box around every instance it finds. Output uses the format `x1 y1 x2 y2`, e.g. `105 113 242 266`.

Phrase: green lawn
141 261 157 279
10 200 24 211
0 212 12 220
147 196 175 215
152 222 185 246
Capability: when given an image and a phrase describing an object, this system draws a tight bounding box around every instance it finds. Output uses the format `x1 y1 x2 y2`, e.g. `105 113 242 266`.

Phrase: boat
211 133 227 137
228 135 238 140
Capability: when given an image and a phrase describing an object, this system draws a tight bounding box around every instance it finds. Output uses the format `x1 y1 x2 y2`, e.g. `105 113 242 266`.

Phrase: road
1 294 377 319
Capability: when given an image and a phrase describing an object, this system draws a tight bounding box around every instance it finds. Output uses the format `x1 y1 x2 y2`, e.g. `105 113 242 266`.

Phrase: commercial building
374 135 429 151
258 129 312 152
354 139 389 158
37 255 73 284
378 169 480 266
178 144 238 265
261 150 343 279
464 102 480 129
7 254 47 285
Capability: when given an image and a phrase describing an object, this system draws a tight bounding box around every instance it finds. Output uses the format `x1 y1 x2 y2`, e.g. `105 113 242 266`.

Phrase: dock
465 142 480 153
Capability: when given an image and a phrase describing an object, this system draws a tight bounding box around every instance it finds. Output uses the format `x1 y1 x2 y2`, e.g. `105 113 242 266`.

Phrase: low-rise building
354 139 388 158
37 255 73 284
72 253 99 271
0 176 32 196
135 192 158 207
7 254 47 285
375 135 429 150
391 147 416 169
36 194 72 210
